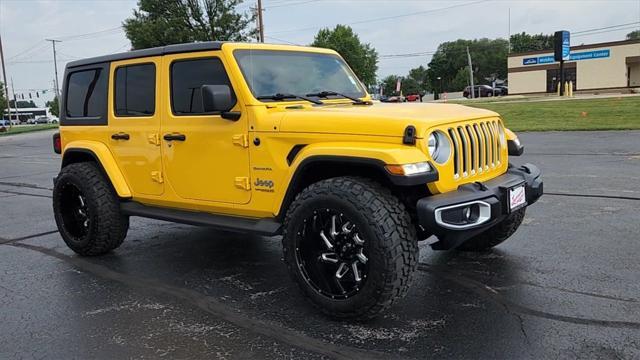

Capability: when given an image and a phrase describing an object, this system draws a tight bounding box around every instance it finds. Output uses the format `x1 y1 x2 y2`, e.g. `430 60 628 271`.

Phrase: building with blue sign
507 39 640 95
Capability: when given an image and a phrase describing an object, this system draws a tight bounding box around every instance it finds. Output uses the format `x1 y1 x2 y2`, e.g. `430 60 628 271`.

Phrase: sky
1 0 639 107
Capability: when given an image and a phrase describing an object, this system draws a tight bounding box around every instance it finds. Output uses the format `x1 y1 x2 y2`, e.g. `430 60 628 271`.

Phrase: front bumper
416 163 543 250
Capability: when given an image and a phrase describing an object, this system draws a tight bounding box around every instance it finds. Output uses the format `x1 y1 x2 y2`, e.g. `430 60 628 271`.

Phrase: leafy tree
509 32 554 53
407 66 429 93
627 30 640 40
0 82 6 119
311 25 378 86
123 0 257 50
379 75 420 95
425 38 508 92
47 96 60 117
451 66 471 91
380 75 400 96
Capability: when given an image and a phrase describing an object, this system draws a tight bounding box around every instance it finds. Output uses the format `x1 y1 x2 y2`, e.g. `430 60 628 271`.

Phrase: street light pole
466 46 475 99
46 39 62 100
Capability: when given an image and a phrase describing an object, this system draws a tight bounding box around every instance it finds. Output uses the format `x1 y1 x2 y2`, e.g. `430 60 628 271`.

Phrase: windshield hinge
232 134 249 148
234 177 251 190
148 133 161 146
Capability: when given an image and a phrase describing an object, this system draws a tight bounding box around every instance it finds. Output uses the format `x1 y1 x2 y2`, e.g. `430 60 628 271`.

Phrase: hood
278 102 499 138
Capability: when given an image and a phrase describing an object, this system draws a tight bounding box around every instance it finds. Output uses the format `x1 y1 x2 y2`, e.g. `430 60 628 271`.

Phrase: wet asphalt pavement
1 130 639 359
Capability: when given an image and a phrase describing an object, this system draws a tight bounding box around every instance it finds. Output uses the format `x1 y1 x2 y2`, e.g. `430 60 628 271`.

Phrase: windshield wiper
256 93 323 105
305 91 371 105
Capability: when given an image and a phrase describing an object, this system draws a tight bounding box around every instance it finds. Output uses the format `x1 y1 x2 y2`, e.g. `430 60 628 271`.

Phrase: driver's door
160 52 251 204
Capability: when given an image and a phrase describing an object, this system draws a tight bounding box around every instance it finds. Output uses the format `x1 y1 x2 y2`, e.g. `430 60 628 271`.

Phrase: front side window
114 63 156 116
234 50 366 100
170 57 234 115
66 68 107 118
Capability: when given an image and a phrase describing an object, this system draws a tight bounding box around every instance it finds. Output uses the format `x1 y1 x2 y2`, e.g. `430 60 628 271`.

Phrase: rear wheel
282 177 418 320
53 162 129 256
457 208 526 251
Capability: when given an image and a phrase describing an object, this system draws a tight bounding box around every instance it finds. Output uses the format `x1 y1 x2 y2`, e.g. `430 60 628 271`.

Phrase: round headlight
427 131 451 164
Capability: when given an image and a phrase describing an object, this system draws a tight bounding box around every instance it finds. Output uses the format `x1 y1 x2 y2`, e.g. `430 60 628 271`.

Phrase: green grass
0 124 59 137
460 97 640 131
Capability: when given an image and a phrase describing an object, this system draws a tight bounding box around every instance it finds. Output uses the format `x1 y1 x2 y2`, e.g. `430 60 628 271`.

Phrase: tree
311 25 378 86
407 66 429 93
425 38 508 92
47 96 60 117
627 30 640 40
123 0 257 50
0 82 6 119
380 75 400 96
509 32 554 53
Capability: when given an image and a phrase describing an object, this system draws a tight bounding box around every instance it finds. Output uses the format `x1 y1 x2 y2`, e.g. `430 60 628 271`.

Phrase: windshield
234 50 367 101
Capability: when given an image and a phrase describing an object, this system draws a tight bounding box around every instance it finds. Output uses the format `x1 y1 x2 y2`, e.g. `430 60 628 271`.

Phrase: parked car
10 119 21 126
49 117 59 124
495 85 508 96
0 119 10 127
33 116 50 124
52 41 542 321
405 94 421 102
463 85 494 98
384 95 404 103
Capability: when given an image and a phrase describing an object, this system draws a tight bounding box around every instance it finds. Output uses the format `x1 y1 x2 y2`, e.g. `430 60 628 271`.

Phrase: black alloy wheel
295 208 369 300
57 183 90 242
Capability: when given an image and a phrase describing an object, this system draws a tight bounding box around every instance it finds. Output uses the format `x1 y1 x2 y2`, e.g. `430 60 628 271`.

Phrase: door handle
111 133 130 140
163 133 186 141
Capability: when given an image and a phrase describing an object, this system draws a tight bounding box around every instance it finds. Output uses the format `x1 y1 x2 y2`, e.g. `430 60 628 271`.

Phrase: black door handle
163 133 186 141
111 133 130 140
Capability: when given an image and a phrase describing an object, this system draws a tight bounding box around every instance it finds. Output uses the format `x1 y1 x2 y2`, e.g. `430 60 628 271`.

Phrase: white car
10 119 21 126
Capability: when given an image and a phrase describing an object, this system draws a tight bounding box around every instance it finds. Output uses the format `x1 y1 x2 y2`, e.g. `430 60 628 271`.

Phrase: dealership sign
522 49 610 65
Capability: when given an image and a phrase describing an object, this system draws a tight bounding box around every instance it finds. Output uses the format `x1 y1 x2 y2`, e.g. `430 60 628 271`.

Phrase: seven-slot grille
447 120 503 179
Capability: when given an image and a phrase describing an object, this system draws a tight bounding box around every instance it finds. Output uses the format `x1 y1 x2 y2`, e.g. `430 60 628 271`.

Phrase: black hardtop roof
66 41 225 69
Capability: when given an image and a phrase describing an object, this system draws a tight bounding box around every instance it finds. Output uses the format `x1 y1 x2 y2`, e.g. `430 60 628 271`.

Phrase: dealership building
507 39 640 95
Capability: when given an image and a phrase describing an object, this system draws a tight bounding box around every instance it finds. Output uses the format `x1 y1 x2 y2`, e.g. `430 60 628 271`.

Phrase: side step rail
120 201 282 236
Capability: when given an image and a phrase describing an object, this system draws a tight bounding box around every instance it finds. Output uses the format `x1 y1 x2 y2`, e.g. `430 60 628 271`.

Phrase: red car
405 94 421 102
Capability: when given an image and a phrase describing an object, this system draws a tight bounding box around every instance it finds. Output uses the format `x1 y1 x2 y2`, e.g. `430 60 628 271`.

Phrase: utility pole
508 8 511 53
257 0 264 42
466 46 475 99
0 31 13 126
46 39 62 100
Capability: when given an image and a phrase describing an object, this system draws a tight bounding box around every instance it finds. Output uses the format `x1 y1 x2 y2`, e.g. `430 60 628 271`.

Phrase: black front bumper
416 163 543 250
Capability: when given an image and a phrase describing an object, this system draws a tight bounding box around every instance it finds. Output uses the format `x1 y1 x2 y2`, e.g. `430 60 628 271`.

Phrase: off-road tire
457 208 526 251
282 176 419 320
53 162 129 256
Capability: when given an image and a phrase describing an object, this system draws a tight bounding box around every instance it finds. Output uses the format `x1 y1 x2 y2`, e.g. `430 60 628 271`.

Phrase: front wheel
282 177 418 320
457 208 526 251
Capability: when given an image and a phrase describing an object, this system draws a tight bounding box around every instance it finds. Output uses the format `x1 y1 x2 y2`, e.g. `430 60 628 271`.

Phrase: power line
573 25 640 38
266 0 317 9
269 0 488 34
264 36 301 45
572 21 640 34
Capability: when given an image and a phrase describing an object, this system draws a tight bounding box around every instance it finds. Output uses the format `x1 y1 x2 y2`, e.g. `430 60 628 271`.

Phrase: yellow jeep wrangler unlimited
52 42 542 319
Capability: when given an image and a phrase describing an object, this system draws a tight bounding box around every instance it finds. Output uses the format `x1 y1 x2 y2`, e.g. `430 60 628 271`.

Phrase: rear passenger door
109 57 164 196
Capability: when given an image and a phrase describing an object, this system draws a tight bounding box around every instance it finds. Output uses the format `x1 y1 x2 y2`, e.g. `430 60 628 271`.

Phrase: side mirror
201 85 238 118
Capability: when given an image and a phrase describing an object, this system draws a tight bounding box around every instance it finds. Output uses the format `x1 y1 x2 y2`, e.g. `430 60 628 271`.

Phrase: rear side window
170 57 234 115
66 68 107 118
114 63 156 116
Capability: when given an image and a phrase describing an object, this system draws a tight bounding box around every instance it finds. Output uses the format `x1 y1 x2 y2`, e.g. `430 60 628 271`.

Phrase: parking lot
1 129 639 359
